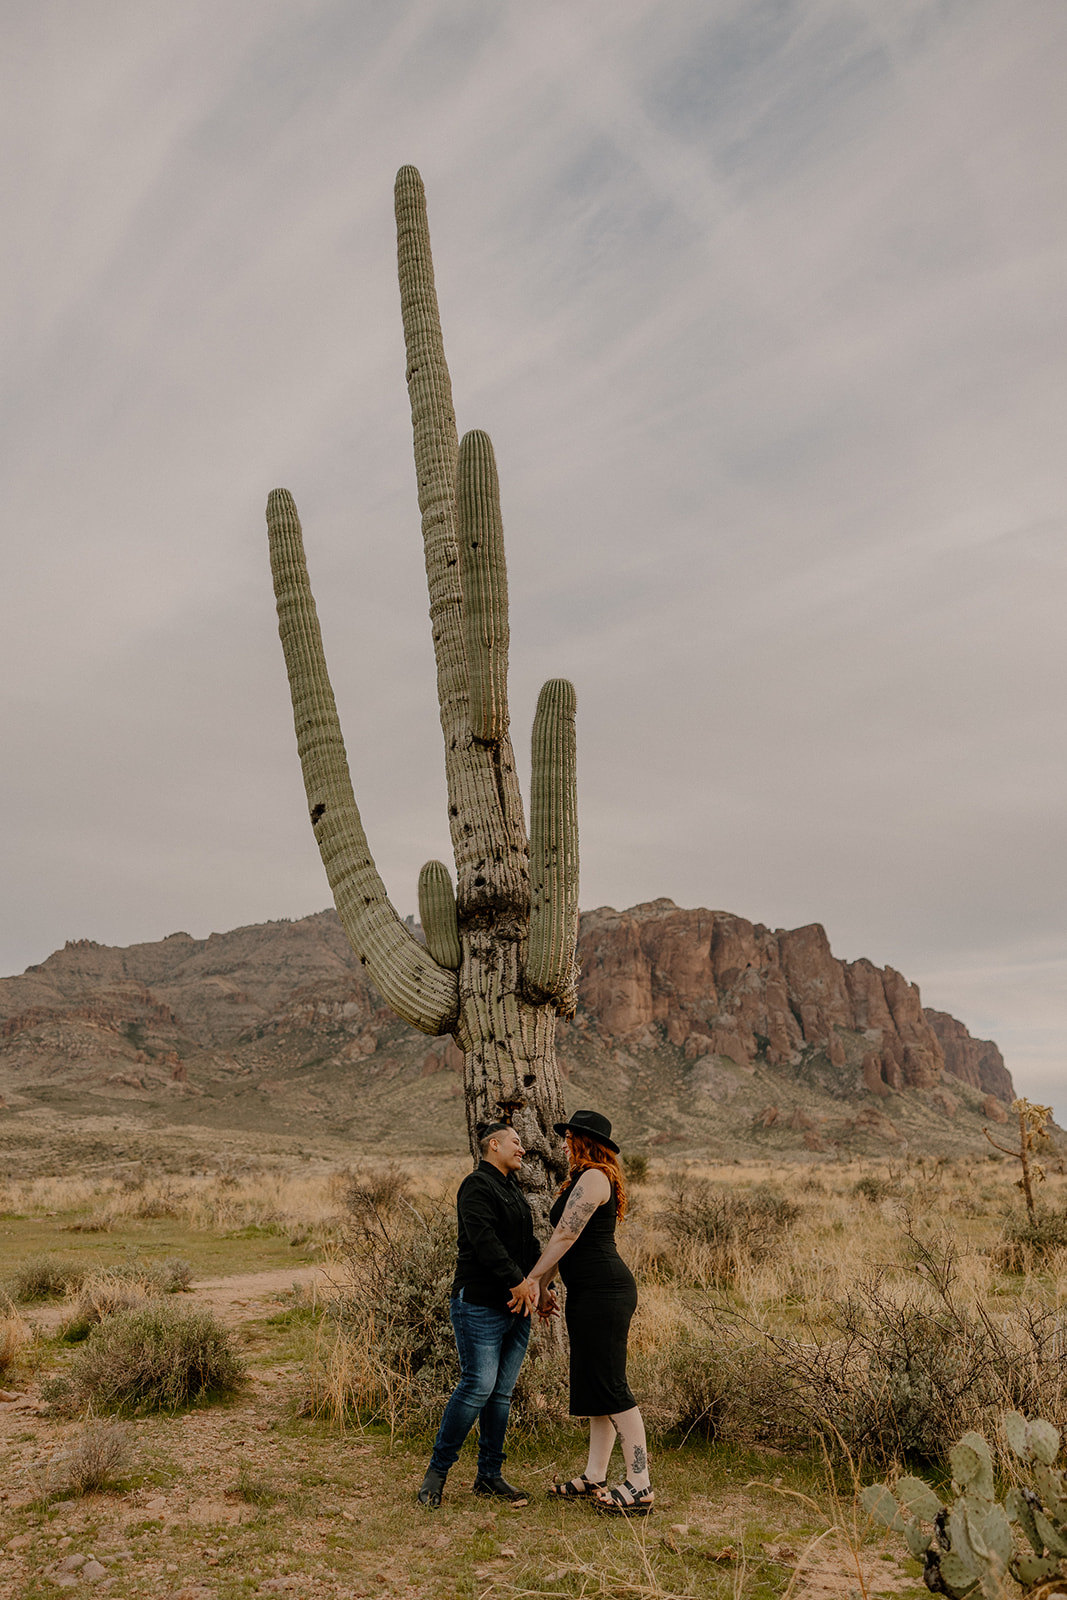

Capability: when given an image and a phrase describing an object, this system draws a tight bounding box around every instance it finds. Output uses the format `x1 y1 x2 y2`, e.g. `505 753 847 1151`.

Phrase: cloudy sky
3 2 1064 1115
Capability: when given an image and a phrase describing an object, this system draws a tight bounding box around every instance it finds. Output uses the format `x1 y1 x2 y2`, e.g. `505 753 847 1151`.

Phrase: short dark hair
476 1118 511 1156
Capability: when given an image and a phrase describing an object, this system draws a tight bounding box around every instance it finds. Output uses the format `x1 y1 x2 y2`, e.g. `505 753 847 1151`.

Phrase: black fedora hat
553 1109 620 1154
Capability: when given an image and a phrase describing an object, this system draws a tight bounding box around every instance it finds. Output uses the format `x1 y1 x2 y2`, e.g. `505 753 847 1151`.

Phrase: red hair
561 1131 628 1220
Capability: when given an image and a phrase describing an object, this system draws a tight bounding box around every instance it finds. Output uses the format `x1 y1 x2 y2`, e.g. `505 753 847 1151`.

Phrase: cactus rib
267 487 458 1035
526 678 579 1011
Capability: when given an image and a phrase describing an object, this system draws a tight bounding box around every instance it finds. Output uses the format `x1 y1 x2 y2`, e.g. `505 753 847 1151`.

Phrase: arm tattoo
562 1196 597 1234
561 1175 604 1237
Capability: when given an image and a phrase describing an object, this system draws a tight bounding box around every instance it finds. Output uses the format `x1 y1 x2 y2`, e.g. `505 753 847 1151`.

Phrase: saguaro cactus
266 167 578 1213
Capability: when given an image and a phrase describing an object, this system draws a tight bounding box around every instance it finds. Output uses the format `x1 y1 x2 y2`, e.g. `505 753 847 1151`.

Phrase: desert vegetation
2 1141 1067 1597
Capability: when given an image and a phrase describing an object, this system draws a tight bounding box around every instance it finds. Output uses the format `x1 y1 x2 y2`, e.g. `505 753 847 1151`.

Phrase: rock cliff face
924 1009 1014 1102
574 899 1006 1100
0 902 1013 1150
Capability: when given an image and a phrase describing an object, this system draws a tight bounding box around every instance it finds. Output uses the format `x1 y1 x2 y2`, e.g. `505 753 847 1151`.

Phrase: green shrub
47 1302 246 1414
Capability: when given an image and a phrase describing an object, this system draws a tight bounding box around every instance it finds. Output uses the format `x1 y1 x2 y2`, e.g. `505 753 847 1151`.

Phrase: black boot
472 1473 529 1506
417 1466 447 1508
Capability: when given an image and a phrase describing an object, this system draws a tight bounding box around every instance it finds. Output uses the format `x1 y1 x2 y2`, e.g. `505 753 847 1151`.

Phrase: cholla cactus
266 168 578 1210
985 1099 1052 1222
862 1414 1067 1597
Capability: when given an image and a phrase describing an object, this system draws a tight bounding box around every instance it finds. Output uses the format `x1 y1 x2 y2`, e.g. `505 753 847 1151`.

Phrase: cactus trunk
267 167 580 1213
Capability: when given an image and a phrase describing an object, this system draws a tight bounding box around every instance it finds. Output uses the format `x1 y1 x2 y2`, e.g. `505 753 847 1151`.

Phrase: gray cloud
2 1 1064 1115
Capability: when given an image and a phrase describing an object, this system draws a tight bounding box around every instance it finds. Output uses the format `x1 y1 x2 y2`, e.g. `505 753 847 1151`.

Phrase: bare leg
610 1405 650 1490
584 1415 616 1482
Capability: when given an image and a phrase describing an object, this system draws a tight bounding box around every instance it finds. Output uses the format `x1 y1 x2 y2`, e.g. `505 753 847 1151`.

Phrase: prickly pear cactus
862 1413 1067 1598
266 168 579 1214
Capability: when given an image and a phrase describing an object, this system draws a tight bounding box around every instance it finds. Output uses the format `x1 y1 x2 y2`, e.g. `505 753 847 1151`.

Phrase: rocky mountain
0 900 1016 1160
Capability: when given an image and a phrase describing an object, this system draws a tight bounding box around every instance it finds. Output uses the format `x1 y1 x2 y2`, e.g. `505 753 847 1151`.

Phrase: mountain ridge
0 901 1018 1162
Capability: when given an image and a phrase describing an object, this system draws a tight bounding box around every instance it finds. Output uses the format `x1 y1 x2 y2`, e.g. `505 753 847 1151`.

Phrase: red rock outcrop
576 900 1013 1101
925 1010 1015 1102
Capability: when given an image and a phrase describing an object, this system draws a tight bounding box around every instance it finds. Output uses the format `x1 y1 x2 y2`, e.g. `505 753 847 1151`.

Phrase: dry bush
44 1301 246 1415
335 1161 412 1215
305 1195 457 1433
62 1215 114 1233
656 1178 801 1286
61 1258 194 1340
133 1187 182 1219
40 1422 135 1498
6 1254 86 1303
0 1308 33 1378
991 1207 1067 1272
668 1232 1067 1465
622 1153 650 1186
305 1193 567 1436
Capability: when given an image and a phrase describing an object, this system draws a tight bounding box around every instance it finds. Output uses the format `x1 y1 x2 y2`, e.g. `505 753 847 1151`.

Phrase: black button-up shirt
452 1160 538 1310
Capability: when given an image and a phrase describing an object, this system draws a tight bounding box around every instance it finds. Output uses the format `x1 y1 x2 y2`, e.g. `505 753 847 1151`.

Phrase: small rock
7 1534 32 1551
0 1388 24 1402
81 1560 108 1582
498 1547 517 1558
669 1524 689 1537
58 1554 87 1573
52 1577 79 1590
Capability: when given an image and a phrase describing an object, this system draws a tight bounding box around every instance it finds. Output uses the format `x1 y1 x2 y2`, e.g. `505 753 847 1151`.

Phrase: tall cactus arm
418 860 462 970
395 166 528 917
267 487 459 1035
525 679 579 1012
457 430 510 743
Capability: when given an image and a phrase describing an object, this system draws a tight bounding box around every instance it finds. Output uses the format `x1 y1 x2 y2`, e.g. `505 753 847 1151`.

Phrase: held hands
507 1277 539 1316
536 1286 560 1322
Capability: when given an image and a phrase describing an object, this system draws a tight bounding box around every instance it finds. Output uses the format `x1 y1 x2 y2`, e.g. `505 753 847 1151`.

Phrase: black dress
550 1176 638 1416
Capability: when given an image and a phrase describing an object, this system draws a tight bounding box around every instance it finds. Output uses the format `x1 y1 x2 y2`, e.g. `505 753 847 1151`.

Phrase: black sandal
594 1480 654 1516
547 1474 607 1499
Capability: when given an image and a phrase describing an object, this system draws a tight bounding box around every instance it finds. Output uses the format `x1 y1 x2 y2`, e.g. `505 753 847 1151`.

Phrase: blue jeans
429 1292 532 1478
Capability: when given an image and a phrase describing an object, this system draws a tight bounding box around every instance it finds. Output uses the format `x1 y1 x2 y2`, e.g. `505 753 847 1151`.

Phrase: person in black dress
528 1110 653 1516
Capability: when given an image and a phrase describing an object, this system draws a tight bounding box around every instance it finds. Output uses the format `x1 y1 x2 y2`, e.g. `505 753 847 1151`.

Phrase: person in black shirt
416 1120 540 1509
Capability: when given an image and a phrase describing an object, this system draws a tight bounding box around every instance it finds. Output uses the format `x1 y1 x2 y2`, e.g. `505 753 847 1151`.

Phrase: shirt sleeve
458 1177 525 1288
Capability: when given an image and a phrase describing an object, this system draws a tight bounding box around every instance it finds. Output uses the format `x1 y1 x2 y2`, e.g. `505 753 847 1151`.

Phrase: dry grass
292 1151 1067 1475
0 1305 33 1378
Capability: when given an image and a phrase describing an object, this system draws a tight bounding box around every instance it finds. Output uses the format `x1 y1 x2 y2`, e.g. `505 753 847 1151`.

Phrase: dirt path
180 1266 332 1327
21 1266 333 1334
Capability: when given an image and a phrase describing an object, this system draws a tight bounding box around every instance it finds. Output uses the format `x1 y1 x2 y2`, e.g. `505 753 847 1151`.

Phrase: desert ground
2 1116 1065 1599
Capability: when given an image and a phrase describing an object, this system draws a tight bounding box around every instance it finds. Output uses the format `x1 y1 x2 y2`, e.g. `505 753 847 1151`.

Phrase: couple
416 1109 653 1516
